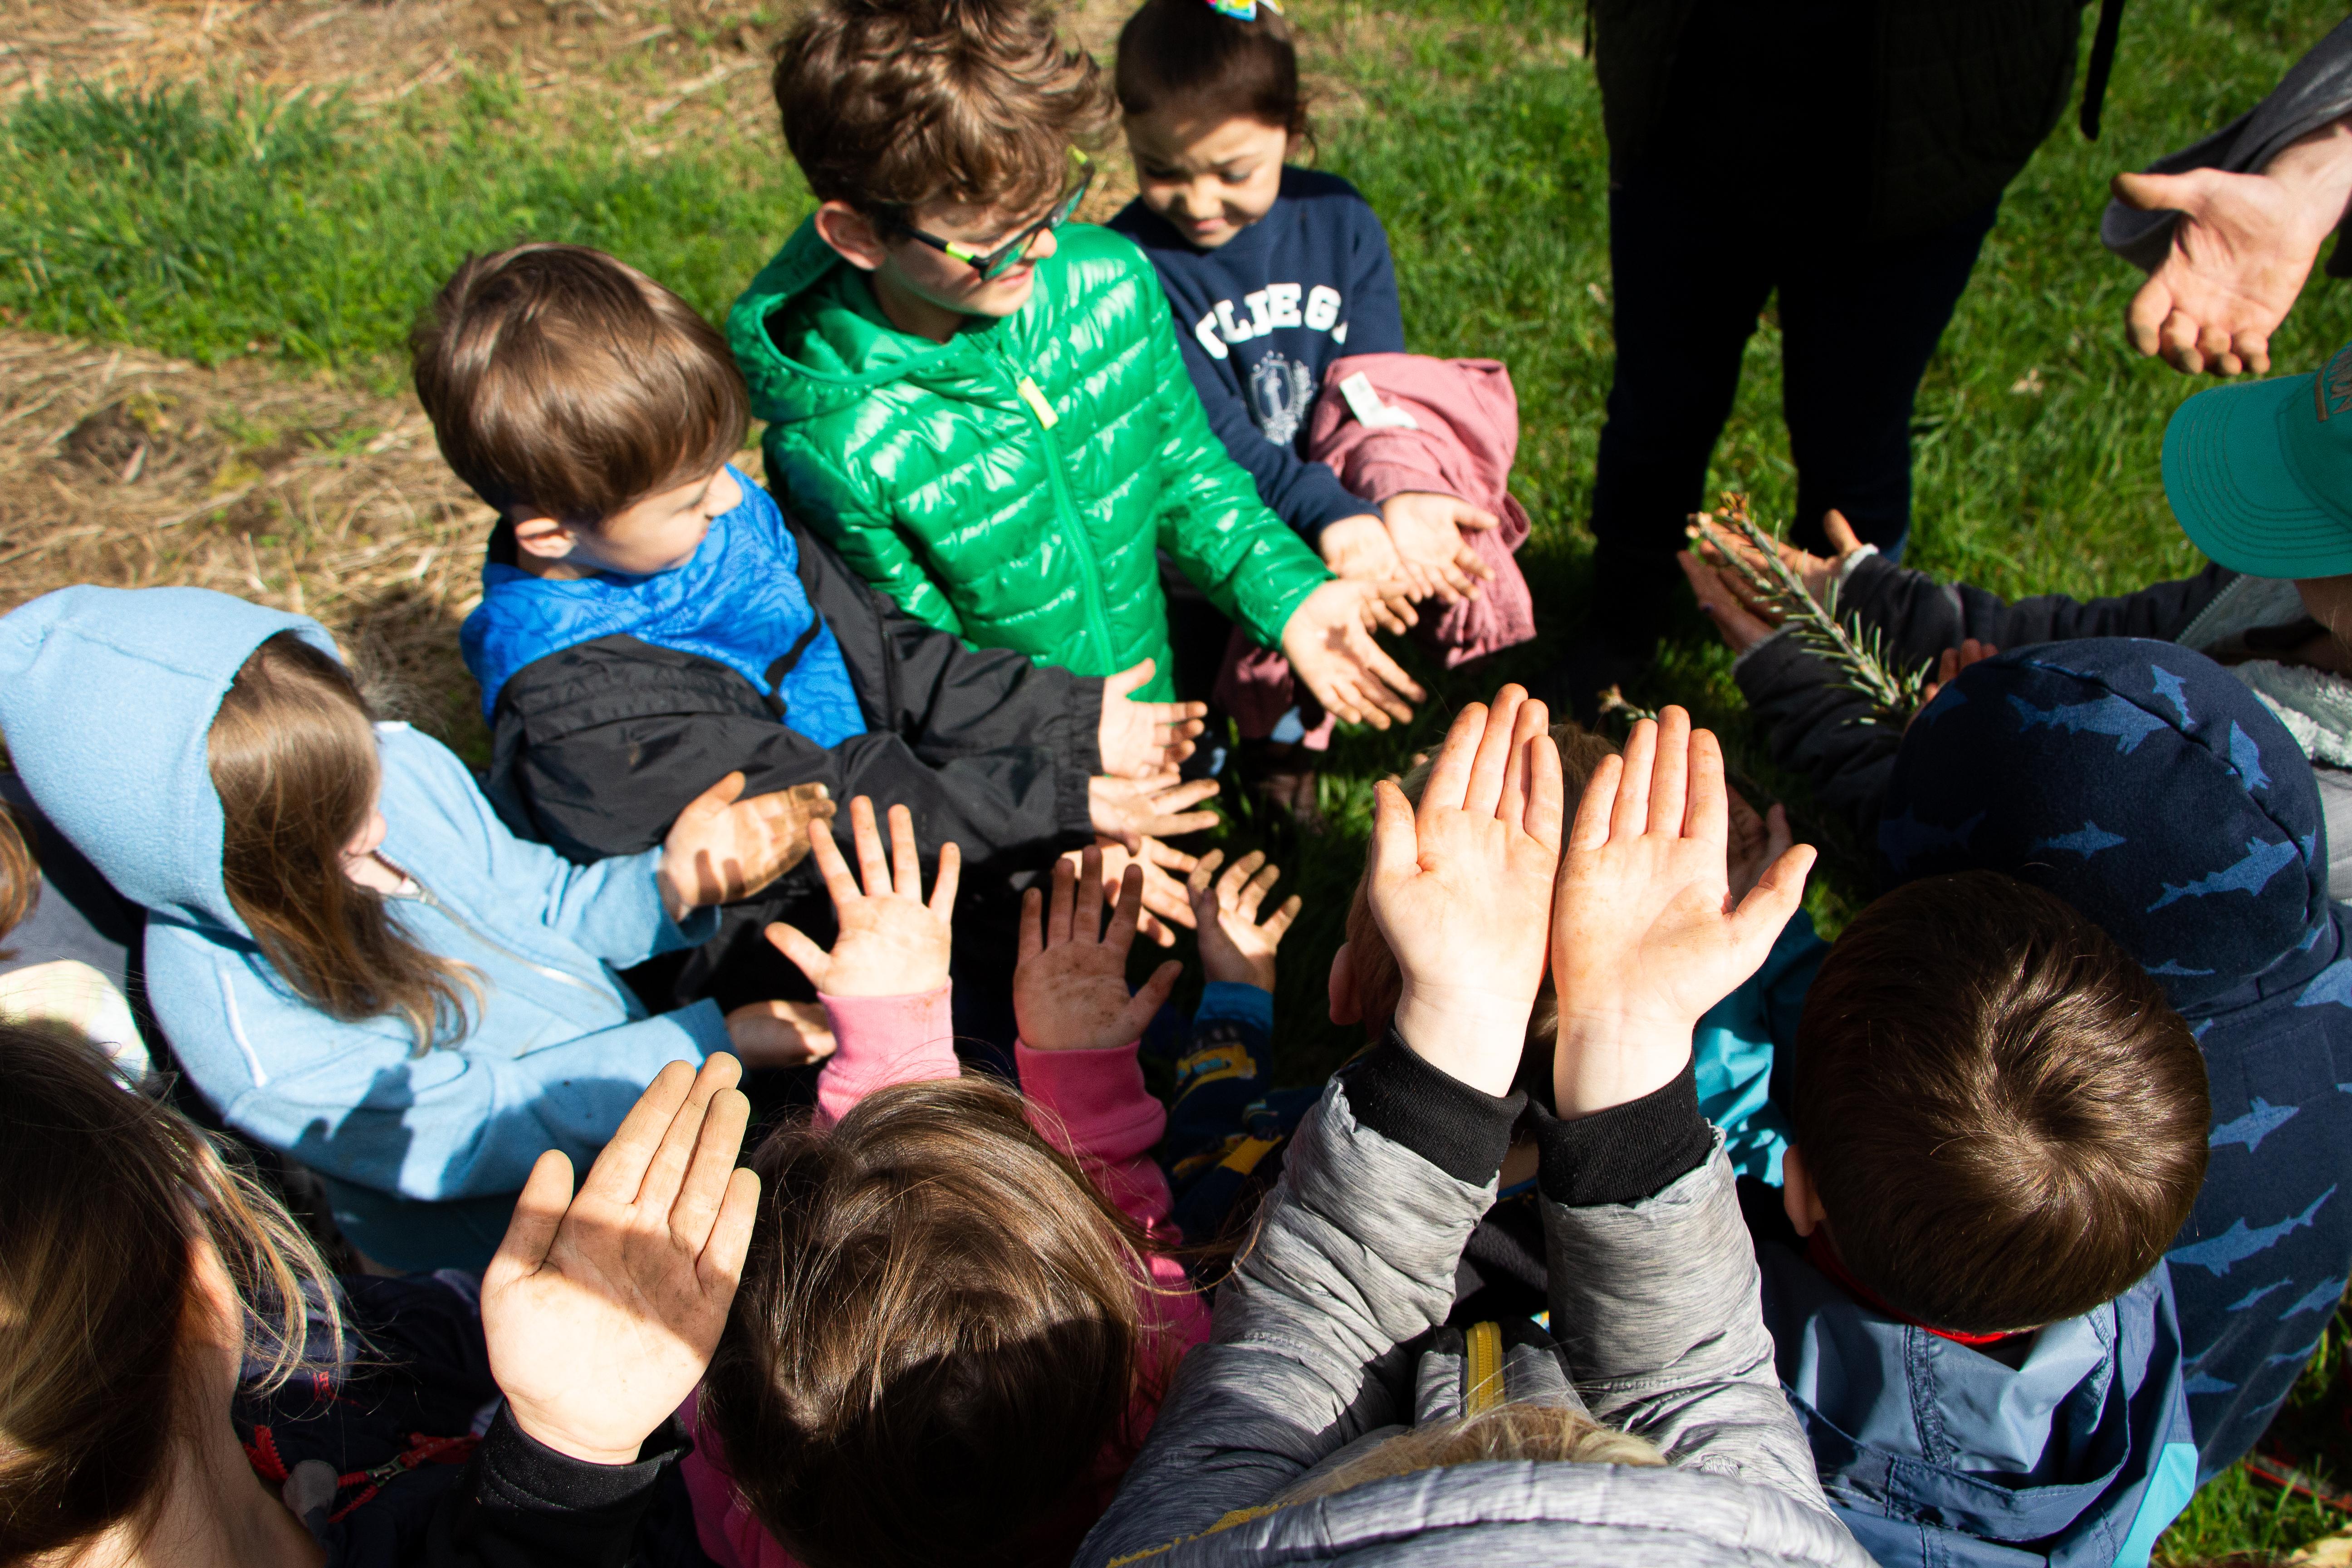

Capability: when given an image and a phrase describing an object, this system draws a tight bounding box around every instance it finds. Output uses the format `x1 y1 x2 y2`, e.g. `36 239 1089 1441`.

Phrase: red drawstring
1806 1232 2022 1349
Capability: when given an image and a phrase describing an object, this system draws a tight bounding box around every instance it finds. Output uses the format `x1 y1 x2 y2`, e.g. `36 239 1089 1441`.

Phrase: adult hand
1097 659 1209 778
656 774 835 921
1187 847 1300 991
1551 709 1814 1117
764 797 958 998
1015 848 1183 1052
1089 772 1222 853
2114 116 2352 376
1382 490 1498 606
1063 834 1197 946
1914 638 2000 720
483 1054 759 1467
1368 685 1564 1096
1279 579 1427 730
722 1000 835 1067
1319 514 1422 632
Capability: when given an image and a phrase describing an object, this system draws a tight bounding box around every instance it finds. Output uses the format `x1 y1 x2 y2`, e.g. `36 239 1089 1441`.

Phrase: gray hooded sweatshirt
1075 1032 1873 1568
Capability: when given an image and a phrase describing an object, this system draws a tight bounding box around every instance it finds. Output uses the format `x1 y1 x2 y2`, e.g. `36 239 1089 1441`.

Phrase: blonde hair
1273 1401 1664 1508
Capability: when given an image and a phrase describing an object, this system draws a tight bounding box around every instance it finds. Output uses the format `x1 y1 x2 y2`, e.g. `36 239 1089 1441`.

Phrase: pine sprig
1689 493 1931 727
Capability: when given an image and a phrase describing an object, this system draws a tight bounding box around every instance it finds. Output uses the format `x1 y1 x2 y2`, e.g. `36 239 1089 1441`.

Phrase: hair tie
1205 0 1280 17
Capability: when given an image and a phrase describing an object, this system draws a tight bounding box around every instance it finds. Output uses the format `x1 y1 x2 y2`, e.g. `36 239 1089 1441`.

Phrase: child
729 0 1426 755
1750 867 2208 1565
683 799 1210 1568
1078 694 1872 1566
0 1018 759 1566
1865 640 2352 1481
0 586 808 1272
0 782 149 1080
419 245 1220 1008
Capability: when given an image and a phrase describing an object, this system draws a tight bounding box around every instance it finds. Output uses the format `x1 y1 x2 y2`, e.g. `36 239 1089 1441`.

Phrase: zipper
389 874 615 1010
988 340 1117 673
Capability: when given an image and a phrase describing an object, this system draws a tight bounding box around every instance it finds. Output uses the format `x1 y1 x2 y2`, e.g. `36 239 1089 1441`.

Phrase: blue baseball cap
2162 339 2352 579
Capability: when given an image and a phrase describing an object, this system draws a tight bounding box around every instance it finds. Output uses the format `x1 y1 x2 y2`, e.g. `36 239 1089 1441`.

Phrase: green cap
2162 340 2352 579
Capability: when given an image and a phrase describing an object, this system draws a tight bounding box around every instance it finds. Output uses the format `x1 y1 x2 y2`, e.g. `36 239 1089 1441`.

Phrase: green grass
9 0 2352 1556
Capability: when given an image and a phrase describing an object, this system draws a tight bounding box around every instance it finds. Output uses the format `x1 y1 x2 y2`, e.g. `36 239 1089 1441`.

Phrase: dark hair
0 802 35 957
0 1023 340 1560
773 0 1113 220
1115 0 1308 140
410 244 748 527
209 632 478 1053
702 1075 1174 1568
1792 871 2210 1333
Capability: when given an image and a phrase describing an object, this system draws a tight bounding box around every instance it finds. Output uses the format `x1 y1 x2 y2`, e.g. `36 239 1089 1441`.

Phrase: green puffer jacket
729 219 1331 702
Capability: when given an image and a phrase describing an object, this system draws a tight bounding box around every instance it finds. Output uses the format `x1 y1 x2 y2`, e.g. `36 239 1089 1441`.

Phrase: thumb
1822 509 1862 556
2111 168 2219 215
1452 500 1501 531
762 921 831 984
1105 659 1152 700
1116 959 1185 1041
488 1148 576 1286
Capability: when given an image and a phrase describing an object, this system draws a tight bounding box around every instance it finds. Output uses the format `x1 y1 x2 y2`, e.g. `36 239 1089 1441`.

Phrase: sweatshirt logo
1191 283 1346 362
1249 353 1317 445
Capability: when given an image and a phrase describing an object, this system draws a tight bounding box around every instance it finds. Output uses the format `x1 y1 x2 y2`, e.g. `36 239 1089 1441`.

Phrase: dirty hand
1279 579 1426 730
764 797 958 999
1187 848 1301 991
1382 490 1497 606
1098 659 1209 777
1319 514 1421 631
1089 773 1222 853
656 774 835 919
1015 847 1184 1053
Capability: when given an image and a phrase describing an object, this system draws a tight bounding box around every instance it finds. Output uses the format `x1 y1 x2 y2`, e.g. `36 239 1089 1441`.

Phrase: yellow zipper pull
1016 374 1059 429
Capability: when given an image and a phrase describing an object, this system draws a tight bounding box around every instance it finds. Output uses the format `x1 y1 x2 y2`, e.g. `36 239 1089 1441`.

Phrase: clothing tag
1016 375 1060 429
1339 371 1419 431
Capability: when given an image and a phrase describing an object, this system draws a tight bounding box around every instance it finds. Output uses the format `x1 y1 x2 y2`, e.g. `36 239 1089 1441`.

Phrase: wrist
654 863 690 923
2270 118 2352 243
508 1405 647 1469
1551 1008 1695 1118
1203 957 1276 990
1392 981 1535 1098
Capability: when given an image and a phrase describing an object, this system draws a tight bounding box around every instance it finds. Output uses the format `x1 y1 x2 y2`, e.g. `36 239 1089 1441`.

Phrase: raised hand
1551 709 1814 1117
656 774 835 920
1382 490 1498 606
1280 578 1427 730
1367 685 1564 1096
1063 834 1197 946
1015 847 1183 1053
483 1054 760 1466
2114 118 2352 376
1097 659 1210 778
1089 772 1222 852
764 796 958 998
1187 848 1301 991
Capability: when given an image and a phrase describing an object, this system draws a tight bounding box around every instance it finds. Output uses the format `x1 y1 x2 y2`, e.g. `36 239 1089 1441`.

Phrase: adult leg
1777 198 2000 560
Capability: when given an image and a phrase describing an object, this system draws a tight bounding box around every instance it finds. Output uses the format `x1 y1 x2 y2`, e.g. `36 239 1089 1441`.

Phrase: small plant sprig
1689 492 1931 727
1595 685 1659 726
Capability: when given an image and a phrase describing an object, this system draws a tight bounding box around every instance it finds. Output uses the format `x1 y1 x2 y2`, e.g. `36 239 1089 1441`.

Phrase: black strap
2079 0 2126 141
760 619 828 720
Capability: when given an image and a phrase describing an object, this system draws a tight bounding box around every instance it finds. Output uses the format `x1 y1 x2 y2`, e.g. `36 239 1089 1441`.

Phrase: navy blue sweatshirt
1109 168 1404 543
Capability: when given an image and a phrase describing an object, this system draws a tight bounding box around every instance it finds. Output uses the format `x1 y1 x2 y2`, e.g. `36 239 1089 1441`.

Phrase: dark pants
1588 167 2000 642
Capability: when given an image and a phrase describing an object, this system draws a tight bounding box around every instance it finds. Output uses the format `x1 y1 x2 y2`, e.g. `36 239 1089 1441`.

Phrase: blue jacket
0 587 726 1271
1879 638 2352 1477
1109 169 1405 542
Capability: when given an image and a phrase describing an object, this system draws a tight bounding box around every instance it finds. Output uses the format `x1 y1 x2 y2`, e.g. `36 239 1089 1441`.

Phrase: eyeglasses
895 153 1095 281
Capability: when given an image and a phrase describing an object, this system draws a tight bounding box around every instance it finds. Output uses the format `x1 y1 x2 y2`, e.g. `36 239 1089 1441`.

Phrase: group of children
2 0 2351 1564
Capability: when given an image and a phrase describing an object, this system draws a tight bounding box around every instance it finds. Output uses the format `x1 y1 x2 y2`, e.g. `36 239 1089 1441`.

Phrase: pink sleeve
813 984 956 1127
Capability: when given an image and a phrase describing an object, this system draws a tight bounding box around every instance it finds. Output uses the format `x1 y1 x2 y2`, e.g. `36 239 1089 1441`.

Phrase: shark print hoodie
1877 638 2352 1477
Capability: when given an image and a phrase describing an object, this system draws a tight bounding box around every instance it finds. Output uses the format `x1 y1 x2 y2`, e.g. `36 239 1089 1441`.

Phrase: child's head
1787 870 2209 1334
0 1021 338 1562
1331 722 1622 1077
1116 0 1306 250
411 243 748 576
702 1073 1164 1568
779 0 1112 327
209 630 477 1049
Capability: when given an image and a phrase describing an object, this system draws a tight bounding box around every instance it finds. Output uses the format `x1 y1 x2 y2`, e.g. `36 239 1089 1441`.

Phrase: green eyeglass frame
896 153 1095 281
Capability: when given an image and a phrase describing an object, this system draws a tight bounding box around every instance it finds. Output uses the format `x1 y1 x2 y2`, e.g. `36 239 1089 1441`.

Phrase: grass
7 0 2352 1556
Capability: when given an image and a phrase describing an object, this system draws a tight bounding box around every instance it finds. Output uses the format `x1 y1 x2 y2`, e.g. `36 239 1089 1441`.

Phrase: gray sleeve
2102 17 2352 275
1074 1080 1494 1567
1542 1146 1839 1521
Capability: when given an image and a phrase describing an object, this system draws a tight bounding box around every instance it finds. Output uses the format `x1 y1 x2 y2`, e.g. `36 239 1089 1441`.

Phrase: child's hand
721 999 837 1067
485 1054 758 1466
1676 550 1777 655
1016 848 1184 1053
1551 709 1814 1117
1319 515 1421 632
1062 834 1197 946
1688 507 1866 610
1725 789 1794 907
1381 491 1498 606
1367 685 1564 1096
1089 772 1222 852
763 797 959 998
1097 659 1209 778
1279 579 1427 730
657 774 836 920
1187 848 1300 991
1914 639 1999 722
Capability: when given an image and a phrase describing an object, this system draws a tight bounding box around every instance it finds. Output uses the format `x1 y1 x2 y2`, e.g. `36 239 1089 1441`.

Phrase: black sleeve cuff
446 1406 676 1567
1529 1058 1712 1207
1338 1026 1526 1184
1067 674 1107 777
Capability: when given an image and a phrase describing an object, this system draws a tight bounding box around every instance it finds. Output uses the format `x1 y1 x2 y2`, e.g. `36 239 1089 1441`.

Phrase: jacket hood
1879 638 2331 1014
0 586 338 937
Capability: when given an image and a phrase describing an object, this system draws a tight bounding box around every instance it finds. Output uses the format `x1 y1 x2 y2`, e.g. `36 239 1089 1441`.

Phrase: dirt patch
0 328 510 750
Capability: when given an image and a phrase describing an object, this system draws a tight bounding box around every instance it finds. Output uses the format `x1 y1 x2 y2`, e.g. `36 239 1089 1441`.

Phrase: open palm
765 797 958 999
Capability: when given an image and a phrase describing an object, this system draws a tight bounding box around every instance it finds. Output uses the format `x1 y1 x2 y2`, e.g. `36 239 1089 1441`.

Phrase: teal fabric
1693 909 1824 1184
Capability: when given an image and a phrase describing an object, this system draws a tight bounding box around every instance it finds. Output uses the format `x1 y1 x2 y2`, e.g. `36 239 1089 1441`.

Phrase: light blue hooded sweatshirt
0 588 728 1270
